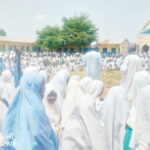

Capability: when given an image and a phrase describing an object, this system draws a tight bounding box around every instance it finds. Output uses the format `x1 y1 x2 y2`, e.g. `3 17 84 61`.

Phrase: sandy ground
71 70 121 98
51 70 121 98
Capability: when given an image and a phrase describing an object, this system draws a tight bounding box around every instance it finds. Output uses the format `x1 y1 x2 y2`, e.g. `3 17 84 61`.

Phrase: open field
51 70 121 98
71 70 121 97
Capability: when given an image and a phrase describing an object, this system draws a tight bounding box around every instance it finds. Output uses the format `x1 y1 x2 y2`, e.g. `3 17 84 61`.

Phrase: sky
0 0 150 42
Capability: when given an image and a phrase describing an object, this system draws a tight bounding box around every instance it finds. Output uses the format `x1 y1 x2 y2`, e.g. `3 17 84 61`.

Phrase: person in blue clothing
82 42 102 80
0 57 6 76
2 71 58 150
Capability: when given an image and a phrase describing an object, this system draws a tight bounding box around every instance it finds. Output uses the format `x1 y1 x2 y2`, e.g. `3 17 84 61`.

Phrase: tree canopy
0 29 6 36
36 14 98 51
62 14 98 48
36 26 62 50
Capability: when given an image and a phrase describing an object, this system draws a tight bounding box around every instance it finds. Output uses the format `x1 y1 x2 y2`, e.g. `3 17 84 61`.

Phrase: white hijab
61 75 82 129
100 86 129 150
79 76 93 94
59 80 108 150
50 69 70 109
0 69 16 105
128 71 150 107
127 71 150 131
43 81 61 136
120 55 141 94
131 86 150 150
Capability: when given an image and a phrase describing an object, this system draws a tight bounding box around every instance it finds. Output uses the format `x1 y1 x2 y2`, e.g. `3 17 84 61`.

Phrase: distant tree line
0 29 6 36
36 14 98 51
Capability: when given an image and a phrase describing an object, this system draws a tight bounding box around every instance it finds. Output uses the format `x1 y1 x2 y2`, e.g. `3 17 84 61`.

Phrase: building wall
120 39 130 55
137 34 150 53
97 44 120 53
0 41 35 51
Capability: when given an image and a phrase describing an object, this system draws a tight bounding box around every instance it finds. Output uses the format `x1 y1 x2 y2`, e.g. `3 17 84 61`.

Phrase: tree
62 14 98 48
36 26 62 51
0 29 6 36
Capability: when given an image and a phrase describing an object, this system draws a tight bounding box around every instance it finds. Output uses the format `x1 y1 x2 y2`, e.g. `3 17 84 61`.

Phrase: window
84 48 88 53
70 48 74 53
64 48 68 53
9 45 13 51
26 46 29 51
103 48 107 53
21 46 25 51
32 46 36 51
2 45 5 51
111 48 116 53
79 48 82 53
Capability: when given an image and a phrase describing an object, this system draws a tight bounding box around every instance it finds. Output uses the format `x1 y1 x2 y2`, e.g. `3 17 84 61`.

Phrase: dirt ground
71 70 121 98
50 70 121 98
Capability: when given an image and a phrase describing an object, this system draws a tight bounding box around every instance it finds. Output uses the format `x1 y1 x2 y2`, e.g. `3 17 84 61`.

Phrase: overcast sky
0 0 150 42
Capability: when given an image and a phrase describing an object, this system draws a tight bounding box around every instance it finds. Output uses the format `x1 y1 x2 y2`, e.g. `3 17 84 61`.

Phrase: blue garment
83 51 102 80
0 61 6 76
2 72 58 150
14 62 22 88
123 126 132 150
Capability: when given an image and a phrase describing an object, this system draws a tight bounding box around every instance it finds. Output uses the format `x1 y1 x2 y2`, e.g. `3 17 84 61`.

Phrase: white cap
90 41 97 48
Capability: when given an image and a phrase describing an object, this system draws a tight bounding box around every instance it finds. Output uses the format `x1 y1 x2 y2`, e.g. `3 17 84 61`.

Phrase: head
87 80 104 99
20 71 45 99
79 77 93 93
1 70 13 83
47 90 57 104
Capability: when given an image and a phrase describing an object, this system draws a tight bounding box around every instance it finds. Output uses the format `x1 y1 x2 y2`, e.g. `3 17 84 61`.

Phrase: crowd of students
0 49 149 150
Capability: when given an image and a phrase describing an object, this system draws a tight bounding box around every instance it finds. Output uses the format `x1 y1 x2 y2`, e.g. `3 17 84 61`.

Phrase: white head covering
60 80 108 150
86 80 104 99
79 76 93 93
50 69 70 109
91 41 97 49
43 84 61 136
61 76 83 129
100 86 129 150
128 71 150 106
131 86 150 149
0 70 16 105
120 55 142 94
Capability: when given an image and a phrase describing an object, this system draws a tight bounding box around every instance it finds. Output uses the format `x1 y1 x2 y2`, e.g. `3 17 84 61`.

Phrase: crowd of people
0 45 150 150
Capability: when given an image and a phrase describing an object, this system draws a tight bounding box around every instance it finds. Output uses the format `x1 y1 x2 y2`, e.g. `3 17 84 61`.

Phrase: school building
0 36 36 51
0 36 129 54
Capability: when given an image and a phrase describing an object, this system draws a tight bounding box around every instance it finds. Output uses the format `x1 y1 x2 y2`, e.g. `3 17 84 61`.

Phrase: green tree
0 29 6 36
36 26 62 51
62 14 98 49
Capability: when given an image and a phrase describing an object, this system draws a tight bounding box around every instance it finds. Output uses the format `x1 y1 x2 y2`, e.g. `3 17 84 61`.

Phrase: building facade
0 36 36 52
137 21 150 53
96 39 130 55
0 36 129 54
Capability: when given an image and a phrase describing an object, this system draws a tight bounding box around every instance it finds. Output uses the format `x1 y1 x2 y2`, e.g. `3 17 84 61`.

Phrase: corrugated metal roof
140 29 150 34
0 36 36 44
97 39 126 45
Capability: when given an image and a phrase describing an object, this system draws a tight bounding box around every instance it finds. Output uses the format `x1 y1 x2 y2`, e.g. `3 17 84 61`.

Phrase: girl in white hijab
124 71 150 150
0 69 16 105
43 84 61 137
128 71 150 107
50 69 70 109
100 86 129 150
61 75 82 129
120 55 141 94
59 80 107 150
130 86 150 150
43 69 69 136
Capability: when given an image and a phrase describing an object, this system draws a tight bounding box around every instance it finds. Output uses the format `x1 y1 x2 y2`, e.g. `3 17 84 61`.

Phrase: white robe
0 70 16 105
130 86 150 150
120 55 141 94
100 86 129 150
60 80 106 150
